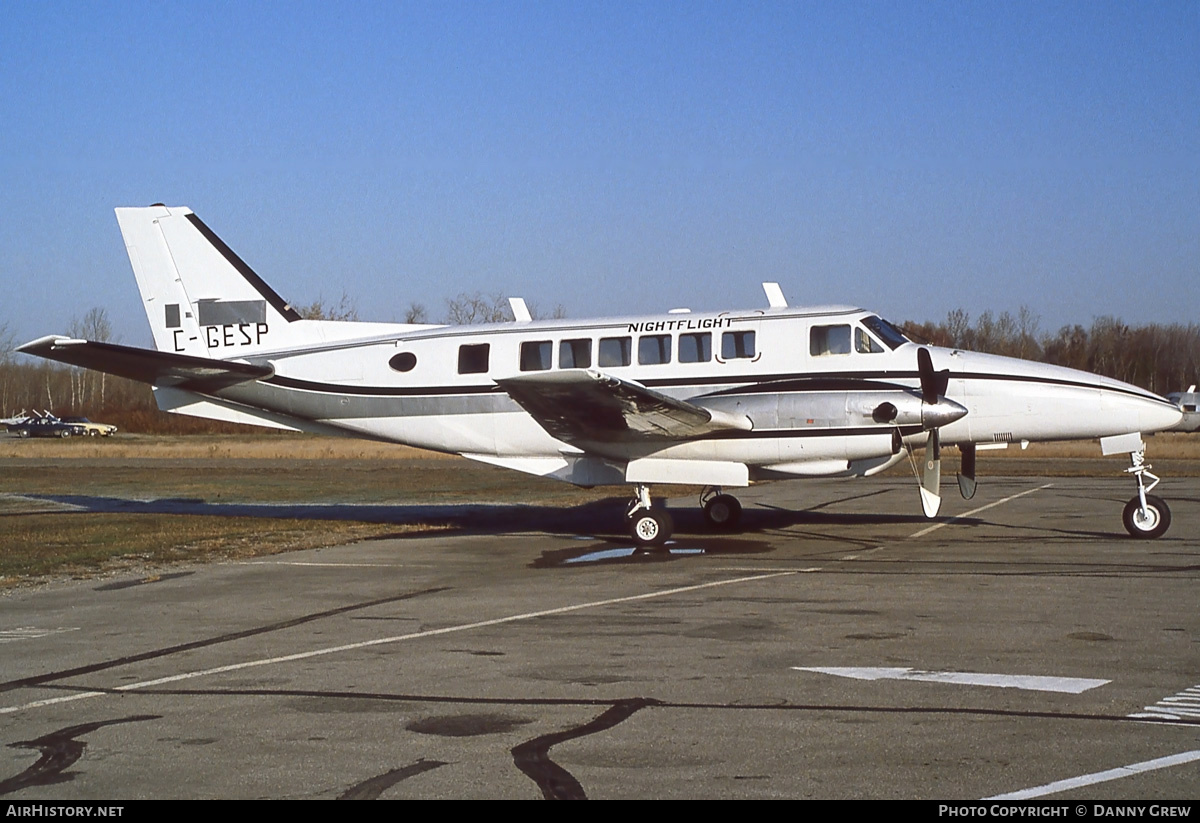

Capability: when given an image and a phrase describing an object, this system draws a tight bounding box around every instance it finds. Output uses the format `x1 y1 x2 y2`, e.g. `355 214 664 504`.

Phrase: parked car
7 416 86 438
60 417 119 436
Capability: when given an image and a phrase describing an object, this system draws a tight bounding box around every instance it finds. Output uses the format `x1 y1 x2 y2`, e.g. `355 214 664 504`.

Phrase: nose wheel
1122 445 1171 539
1123 494 1170 539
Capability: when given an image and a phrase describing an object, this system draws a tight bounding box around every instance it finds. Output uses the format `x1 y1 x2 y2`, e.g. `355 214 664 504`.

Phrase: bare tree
298 290 359 321
404 302 429 324
444 291 511 325
526 301 567 321
76 307 114 342
442 292 567 324
0 320 17 415
66 307 115 408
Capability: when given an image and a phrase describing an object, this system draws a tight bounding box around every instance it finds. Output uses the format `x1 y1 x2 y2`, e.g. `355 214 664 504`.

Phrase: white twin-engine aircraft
19 206 1184 545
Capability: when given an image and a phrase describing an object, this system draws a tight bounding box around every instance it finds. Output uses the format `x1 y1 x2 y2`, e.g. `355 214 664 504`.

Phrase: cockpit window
855 327 884 354
861 315 908 350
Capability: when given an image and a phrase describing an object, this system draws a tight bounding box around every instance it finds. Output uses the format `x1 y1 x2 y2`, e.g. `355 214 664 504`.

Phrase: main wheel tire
59 429 71 438
629 509 673 547
1122 494 1171 539
703 494 742 530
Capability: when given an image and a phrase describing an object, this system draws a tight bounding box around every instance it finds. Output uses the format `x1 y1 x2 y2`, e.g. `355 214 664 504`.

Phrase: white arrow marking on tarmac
794 666 1109 694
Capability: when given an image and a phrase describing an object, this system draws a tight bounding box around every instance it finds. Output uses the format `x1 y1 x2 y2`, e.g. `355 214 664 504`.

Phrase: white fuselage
158 305 1182 487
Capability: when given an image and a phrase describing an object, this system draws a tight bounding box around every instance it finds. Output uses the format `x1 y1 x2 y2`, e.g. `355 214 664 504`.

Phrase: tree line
3 304 1197 432
900 308 1200 397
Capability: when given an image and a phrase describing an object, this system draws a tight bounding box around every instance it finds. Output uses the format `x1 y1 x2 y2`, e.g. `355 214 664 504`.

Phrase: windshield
861 316 908 350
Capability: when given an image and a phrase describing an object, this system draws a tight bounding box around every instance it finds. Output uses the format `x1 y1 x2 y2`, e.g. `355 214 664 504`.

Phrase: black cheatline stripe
703 425 920 441
185 213 303 323
261 369 1169 407
266 374 503 396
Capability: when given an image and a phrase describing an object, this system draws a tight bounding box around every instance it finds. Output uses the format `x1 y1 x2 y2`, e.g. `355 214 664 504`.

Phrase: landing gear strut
700 486 742 530
627 484 673 547
1122 445 1171 539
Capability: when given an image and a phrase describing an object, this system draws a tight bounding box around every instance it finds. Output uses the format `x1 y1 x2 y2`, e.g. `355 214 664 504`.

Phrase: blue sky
1 1 1196 348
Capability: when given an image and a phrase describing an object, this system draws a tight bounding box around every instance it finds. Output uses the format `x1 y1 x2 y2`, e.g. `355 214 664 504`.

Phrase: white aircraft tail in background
19 206 1184 545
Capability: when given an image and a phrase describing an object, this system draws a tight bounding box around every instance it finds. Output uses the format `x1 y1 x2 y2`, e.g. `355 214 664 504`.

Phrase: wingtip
16 335 79 354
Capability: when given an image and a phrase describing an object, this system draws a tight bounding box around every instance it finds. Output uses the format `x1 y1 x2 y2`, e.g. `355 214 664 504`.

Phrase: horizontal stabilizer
496 369 751 445
17 336 273 392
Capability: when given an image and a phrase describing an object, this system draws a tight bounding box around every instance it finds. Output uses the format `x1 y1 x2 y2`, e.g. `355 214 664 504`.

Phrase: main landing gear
627 484 673 547
1122 446 1171 539
626 485 745 547
700 486 742 530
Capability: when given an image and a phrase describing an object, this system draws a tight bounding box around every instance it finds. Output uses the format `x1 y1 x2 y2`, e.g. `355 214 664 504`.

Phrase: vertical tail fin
115 205 304 356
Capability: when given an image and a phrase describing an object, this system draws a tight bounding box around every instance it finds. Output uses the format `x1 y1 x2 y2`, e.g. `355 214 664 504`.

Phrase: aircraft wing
495 369 751 444
17 336 273 392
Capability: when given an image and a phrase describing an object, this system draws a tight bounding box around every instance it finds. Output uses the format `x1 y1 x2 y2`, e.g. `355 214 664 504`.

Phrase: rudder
115 205 304 356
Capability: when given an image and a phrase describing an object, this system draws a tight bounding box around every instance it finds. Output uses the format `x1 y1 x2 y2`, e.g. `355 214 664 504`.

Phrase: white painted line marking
244 561 416 568
0 571 796 716
794 666 1109 694
841 483 1053 557
985 749 1200 799
0 627 79 643
719 567 822 573
908 483 1054 539
0 493 87 512
1129 682 1200 720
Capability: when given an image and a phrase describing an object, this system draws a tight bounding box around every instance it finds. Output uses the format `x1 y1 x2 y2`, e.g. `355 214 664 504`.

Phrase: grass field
3 432 1197 587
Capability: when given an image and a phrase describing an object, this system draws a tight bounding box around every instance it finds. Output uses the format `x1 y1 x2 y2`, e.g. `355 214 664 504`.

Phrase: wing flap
17 336 273 392
495 369 751 444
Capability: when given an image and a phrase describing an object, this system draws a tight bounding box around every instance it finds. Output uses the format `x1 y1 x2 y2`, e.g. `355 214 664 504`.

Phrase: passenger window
559 338 591 369
458 343 490 374
598 337 631 367
638 334 672 365
389 352 417 372
810 325 851 356
855 327 884 354
721 330 756 360
520 340 552 371
678 332 711 363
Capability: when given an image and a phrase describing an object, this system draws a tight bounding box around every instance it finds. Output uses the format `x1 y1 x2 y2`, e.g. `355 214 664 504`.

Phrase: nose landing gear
1122 444 1171 539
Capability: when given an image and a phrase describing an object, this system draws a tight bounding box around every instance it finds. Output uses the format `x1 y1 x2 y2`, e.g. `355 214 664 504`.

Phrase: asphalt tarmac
1 476 1197 799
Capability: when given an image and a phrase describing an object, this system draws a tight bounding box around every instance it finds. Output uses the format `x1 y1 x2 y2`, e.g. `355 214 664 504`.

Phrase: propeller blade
917 347 950 406
919 428 942 518
957 443 977 500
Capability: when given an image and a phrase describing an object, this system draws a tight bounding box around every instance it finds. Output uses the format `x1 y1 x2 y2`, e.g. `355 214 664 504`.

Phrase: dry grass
0 435 610 588
0 513 425 583
6 431 1198 461
2 431 1197 588
0 433 446 461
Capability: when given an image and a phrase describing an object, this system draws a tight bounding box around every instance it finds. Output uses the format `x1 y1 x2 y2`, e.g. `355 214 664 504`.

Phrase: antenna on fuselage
762 282 787 308
508 297 532 323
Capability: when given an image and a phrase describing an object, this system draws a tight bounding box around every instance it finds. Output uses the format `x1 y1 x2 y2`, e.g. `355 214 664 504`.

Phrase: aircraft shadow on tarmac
14 491 1133 563
11 490 1008 542
18 491 935 530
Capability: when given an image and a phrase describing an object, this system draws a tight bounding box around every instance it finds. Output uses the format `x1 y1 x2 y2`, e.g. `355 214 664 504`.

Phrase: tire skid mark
0 587 449 695
0 715 159 796
65 685 1200 729
511 698 658 800
338 758 449 799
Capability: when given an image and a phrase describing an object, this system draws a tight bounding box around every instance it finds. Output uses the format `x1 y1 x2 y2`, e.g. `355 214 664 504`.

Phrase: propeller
913 348 967 517
957 443 977 500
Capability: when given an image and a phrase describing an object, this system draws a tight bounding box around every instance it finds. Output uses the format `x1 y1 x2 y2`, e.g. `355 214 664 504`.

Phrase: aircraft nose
1139 396 1184 432
1101 378 1183 434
